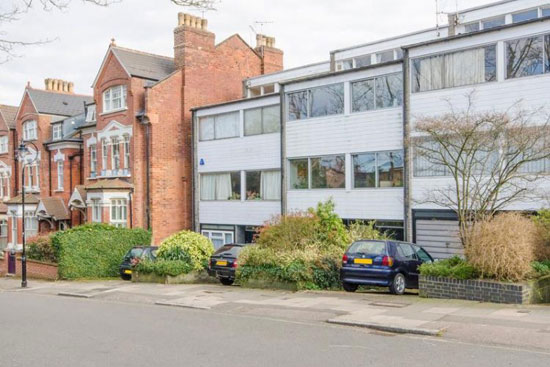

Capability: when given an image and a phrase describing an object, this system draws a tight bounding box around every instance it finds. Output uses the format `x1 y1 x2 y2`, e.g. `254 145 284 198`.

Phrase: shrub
52 223 151 279
136 259 194 277
532 210 550 260
157 230 214 271
419 256 479 280
27 235 57 263
532 260 550 277
465 213 536 282
347 221 388 243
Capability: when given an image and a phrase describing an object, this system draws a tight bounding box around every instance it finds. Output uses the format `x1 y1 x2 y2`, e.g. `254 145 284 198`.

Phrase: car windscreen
213 245 242 256
126 248 144 259
348 241 387 255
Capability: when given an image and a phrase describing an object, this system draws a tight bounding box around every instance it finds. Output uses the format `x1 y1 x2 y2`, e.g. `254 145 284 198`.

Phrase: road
0 292 548 366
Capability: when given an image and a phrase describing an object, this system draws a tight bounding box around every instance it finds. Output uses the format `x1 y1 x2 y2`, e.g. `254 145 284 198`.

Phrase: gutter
280 84 286 216
402 48 412 242
48 150 52 196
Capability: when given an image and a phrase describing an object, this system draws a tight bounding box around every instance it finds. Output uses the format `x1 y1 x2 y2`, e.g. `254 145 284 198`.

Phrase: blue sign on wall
199 158 205 166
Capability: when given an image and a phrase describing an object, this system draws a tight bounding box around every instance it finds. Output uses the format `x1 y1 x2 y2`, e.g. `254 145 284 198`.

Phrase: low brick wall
15 258 58 280
419 275 531 304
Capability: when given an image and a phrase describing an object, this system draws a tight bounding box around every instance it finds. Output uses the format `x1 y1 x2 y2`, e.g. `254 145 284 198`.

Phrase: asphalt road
0 292 548 367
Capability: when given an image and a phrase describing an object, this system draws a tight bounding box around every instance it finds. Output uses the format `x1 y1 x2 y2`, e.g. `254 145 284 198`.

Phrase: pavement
1 277 550 354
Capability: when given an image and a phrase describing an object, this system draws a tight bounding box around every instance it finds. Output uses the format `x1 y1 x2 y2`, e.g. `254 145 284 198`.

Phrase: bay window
506 35 547 79
102 85 127 113
290 155 345 190
24 211 38 238
200 172 241 200
287 83 344 121
101 139 108 171
92 199 102 222
57 161 64 191
110 199 127 228
23 120 37 141
244 105 280 136
245 170 281 200
90 144 97 176
412 45 496 92
0 172 9 198
199 111 240 141
353 151 403 188
123 135 130 169
0 136 8 154
111 137 120 172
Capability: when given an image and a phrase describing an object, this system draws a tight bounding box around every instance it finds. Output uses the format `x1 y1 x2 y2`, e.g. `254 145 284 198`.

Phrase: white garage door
415 219 463 259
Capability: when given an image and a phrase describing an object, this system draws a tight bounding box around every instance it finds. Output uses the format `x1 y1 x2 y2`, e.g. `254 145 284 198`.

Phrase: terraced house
193 0 550 255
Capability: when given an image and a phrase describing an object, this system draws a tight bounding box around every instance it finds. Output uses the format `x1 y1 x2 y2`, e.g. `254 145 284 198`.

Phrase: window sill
0 151 8 155
54 190 64 193
100 108 128 116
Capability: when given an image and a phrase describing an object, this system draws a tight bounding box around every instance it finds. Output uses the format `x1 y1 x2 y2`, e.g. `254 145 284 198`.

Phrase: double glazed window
199 112 240 141
110 199 127 228
412 45 496 92
352 73 402 112
57 161 64 191
200 172 241 200
353 151 403 188
90 145 97 175
91 199 102 222
23 120 37 141
201 230 234 249
506 34 550 79
25 164 39 190
287 83 344 121
289 155 345 190
111 137 120 171
245 170 281 200
103 85 127 113
101 139 108 171
52 124 63 140
512 9 539 23
24 211 38 237
0 172 9 198
0 136 7 154
244 105 280 136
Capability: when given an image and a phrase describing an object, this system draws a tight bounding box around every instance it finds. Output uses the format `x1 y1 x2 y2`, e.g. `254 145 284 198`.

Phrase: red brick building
0 104 18 250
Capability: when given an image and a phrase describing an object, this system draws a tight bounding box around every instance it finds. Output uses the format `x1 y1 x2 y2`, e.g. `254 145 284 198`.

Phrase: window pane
246 171 261 200
375 73 403 109
464 22 480 33
199 117 214 141
484 45 497 82
244 108 262 136
354 55 371 67
396 243 416 260
377 151 403 188
342 59 353 70
289 159 308 189
215 112 239 139
482 16 505 29
353 153 376 188
309 84 344 118
311 155 345 189
288 91 307 121
506 36 544 79
262 105 280 134
543 8 550 17
412 55 444 92
261 170 281 200
512 9 538 23
545 35 550 73
200 174 216 200
351 79 374 112
376 50 394 63
230 172 241 200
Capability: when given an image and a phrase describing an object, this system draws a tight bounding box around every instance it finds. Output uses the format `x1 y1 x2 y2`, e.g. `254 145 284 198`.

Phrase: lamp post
16 140 38 288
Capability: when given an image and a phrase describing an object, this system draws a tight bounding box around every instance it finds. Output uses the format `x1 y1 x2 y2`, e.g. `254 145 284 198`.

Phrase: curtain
215 173 232 200
215 112 240 139
418 55 443 91
199 117 215 141
261 171 281 200
444 48 485 88
200 174 216 200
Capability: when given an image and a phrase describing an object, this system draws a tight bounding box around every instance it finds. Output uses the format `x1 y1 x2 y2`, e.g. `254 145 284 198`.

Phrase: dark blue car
340 240 434 295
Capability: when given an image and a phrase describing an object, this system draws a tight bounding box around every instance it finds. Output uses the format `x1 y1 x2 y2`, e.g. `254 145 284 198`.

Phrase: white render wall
285 64 404 220
196 95 282 226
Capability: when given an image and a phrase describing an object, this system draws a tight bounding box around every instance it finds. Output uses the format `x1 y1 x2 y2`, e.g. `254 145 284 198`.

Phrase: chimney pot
68 82 74 93
201 18 208 30
178 12 185 26
52 79 59 91
184 14 191 26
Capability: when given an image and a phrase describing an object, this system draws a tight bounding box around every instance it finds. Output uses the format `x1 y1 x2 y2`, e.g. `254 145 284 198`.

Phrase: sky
0 0 499 106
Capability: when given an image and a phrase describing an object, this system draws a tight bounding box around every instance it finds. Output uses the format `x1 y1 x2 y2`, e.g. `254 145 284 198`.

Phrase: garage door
415 219 463 259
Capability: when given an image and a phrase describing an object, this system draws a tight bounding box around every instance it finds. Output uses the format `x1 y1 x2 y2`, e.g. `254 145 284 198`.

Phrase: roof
75 185 86 199
85 178 134 191
111 46 176 81
27 88 92 117
0 104 18 128
43 113 87 145
37 197 70 221
5 194 40 205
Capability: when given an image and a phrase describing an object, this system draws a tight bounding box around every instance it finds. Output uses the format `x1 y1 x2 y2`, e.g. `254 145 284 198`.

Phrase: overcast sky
0 0 498 106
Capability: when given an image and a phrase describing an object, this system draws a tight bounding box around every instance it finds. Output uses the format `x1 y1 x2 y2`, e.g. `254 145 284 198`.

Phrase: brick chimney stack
254 34 284 74
174 12 215 69
44 78 74 93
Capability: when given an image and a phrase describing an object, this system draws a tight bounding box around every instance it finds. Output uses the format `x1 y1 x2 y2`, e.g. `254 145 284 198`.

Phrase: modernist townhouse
193 0 550 255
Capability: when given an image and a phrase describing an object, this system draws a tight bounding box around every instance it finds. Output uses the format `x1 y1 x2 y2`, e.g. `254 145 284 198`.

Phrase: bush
157 230 214 272
532 210 550 260
52 223 151 279
27 235 57 263
419 256 479 280
348 221 388 243
532 260 550 277
136 259 194 277
465 213 536 282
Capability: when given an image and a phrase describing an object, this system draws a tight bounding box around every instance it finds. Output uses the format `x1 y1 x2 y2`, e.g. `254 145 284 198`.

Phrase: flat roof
191 93 278 112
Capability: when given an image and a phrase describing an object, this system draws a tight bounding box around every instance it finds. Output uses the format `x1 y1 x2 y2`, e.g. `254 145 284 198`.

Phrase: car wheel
389 273 406 295
121 274 132 281
342 282 358 292
220 278 234 286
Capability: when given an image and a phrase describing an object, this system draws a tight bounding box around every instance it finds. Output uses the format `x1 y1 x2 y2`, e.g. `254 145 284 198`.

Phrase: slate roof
112 47 176 81
85 178 134 191
0 104 18 128
37 197 70 221
27 88 93 117
5 194 40 205
44 113 86 144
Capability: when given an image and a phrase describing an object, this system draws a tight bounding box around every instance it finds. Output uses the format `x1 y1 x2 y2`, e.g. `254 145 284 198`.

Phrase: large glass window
412 45 496 92
103 85 127 113
506 36 544 79
543 8 550 17
199 112 240 141
110 199 127 228
353 151 403 188
287 83 344 121
482 16 505 29
244 105 280 136
287 91 308 121
23 120 37 141
512 9 538 23
289 159 308 190
351 79 374 112
352 73 402 112
200 172 241 201
311 155 345 189
245 170 281 200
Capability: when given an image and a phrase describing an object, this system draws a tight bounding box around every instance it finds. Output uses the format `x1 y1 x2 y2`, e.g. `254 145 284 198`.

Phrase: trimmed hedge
136 259 193 277
52 223 151 279
419 256 480 280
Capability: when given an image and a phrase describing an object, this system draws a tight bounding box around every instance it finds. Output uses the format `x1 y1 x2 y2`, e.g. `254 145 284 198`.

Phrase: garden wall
0 251 58 280
419 275 550 304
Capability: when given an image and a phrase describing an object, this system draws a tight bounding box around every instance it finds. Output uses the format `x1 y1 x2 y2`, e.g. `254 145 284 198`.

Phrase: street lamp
16 140 38 288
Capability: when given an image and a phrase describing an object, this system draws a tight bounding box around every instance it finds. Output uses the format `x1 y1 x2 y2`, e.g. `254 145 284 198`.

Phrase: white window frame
102 85 127 113
110 198 127 228
52 124 63 140
25 163 39 191
0 172 9 199
57 161 64 191
91 199 102 223
90 144 97 176
23 120 37 141
0 136 8 154
101 139 108 172
111 137 120 172
24 211 38 238
123 135 130 170
201 230 234 248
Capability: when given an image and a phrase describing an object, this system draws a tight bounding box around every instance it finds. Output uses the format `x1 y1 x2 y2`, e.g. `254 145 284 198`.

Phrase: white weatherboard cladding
415 219 463 259
457 0 549 25
199 201 280 226
246 62 330 88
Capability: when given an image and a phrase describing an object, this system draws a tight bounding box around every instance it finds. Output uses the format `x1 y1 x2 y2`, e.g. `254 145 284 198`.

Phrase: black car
340 240 434 295
208 243 249 285
119 246 158 280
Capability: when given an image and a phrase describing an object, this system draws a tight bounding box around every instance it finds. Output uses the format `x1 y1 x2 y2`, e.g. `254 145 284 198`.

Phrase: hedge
52 223 151 279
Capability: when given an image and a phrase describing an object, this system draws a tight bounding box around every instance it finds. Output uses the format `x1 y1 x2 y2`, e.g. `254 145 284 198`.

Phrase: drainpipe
13 129 18 195
402 47 412 242
191 110 198 232
137 114 151 231
67 151 82 228
48 150 52 196
280 84 287 216
129 188 134 229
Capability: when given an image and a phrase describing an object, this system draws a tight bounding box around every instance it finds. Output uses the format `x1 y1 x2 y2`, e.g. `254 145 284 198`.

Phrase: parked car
208 243 250 285
340 240 434 295
119 246 158 280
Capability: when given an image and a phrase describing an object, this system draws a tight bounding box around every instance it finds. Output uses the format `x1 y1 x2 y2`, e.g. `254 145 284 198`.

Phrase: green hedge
136 259 194 277
52 223 151 279
27 235 57 263
419 256 480 280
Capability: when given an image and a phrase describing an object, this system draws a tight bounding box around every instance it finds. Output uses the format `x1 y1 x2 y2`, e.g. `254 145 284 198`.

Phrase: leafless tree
411 94 550 245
